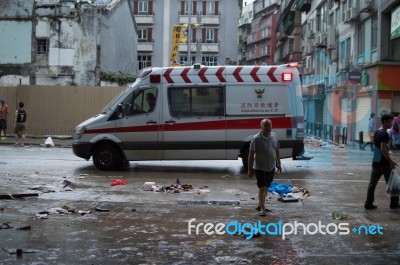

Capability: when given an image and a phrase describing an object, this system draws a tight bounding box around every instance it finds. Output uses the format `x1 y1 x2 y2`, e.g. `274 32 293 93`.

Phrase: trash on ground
43 137 55 147
78 210 91 215
347 173 354 176
16 225 31 230
111 179 128 186
332 212 348 220
1 248 41 255
177 200 240 206
29 185 57 193
142 181 196 193
0 193 39 199
278 193 300 203
0 222 13 229
62 180 76 190
95 207 110 212
292 186 311 199
35 213 48 219
269 182 293 195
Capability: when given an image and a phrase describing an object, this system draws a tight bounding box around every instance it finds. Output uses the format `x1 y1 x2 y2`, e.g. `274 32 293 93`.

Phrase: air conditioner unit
345 7 358 22
327 26 336 49
331 50 338 61
360 0 373 12
314 33 321 46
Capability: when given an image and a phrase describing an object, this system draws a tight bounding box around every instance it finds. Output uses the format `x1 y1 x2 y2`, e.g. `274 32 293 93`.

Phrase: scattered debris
0 193 39 200
347 173 354 176
269 182 293 195
44 136 55 147
16 225 31 230
95 207 110 212
292 187 311 200
78 210 91 215
111 179 128 186
29 185 57 193
142 181 195 193
177 200 240 206
35 213 48 219
0 222 13 229
1 248 41 255
62 180 76 190
278 193 300 203
332 212 348 220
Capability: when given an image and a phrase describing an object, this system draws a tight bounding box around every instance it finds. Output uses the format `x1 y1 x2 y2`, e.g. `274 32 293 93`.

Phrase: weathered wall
100 0 137 75
0 85 125 136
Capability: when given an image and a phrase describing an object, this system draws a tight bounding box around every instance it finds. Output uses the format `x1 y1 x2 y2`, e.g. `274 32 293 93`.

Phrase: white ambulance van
72 63 305 170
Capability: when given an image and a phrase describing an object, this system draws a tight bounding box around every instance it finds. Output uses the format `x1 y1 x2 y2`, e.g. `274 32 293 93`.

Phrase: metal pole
352 84 356 149
187 0 191 66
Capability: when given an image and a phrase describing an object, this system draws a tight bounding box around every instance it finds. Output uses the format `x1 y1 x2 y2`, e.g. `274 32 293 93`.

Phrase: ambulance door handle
146 120 158 124
165 119 176 124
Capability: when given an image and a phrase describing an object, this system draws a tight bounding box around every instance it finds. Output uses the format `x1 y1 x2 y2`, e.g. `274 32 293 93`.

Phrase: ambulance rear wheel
93 144 121 171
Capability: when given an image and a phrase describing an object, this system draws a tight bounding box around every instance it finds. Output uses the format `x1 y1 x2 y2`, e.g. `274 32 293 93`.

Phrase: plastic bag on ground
44 137 54 147
268 182 293 195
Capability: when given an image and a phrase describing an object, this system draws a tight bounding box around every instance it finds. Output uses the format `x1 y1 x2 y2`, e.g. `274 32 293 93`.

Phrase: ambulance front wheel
93 144 122 171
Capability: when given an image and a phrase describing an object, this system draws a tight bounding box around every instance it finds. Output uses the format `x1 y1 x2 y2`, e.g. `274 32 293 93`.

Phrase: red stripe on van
83 117 296 135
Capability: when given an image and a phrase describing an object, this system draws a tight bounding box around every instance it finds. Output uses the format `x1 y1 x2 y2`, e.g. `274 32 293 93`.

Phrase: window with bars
178 55 196 66
37 39 48 55
138 55 152 70
201 56 218 66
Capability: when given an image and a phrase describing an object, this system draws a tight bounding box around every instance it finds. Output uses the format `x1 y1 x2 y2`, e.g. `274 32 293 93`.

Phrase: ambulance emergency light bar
149 63 298 83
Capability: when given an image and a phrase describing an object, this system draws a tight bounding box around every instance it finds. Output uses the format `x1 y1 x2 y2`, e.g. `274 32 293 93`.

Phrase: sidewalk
0 135 73 147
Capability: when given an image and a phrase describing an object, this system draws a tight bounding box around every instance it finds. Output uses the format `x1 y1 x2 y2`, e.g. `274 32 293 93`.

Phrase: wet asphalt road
1 143 400 264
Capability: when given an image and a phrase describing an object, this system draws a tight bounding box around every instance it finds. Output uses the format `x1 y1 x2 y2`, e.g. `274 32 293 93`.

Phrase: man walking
248 118 282 216
365 114 399 210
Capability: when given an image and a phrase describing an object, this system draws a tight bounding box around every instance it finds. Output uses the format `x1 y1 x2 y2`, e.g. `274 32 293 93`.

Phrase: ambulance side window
168 86 224 117
121 87 157 116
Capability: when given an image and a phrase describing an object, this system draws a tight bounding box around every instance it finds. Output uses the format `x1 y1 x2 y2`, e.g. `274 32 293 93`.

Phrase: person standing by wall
14 102 27 146
248 118 282 216
364 114 399 210
0 99 9 140
390 112 400 150
360 113 376 151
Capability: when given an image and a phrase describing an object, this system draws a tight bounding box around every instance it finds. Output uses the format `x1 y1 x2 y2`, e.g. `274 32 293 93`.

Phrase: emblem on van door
254 88 265 98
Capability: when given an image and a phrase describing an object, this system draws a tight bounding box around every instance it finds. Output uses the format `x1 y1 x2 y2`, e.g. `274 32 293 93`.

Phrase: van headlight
74 126 86 140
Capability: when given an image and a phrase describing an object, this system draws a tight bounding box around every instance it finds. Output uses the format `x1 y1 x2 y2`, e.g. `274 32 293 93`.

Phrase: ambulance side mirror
116 104 125 119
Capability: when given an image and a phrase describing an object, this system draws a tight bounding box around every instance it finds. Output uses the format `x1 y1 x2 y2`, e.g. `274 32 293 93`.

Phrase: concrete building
275 0 302 64
238 1 254 64
0 0 137 86
133 0 240 69
238 0 278 65
298 0 400 145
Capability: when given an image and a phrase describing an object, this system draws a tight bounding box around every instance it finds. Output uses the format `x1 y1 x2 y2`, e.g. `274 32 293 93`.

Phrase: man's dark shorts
254 169 275 188
0 119 6 130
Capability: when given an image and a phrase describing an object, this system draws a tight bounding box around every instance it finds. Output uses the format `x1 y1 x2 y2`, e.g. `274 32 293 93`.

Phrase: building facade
299 0 400 145
239 0 278 65
0 0 137 86
133 0 240 70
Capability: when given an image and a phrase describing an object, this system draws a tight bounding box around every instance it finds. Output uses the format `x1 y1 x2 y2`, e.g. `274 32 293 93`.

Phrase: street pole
187 0 191 66
352 84 356 149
